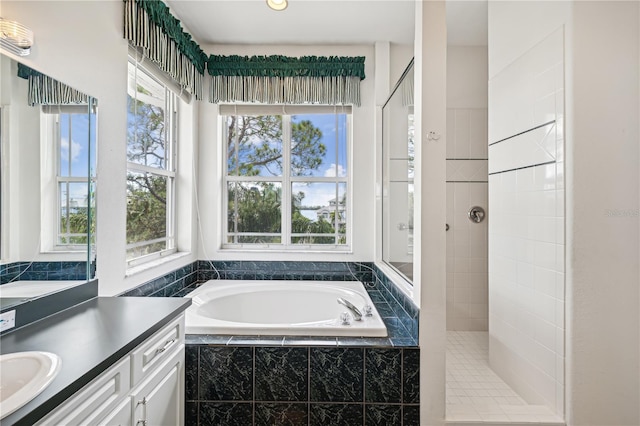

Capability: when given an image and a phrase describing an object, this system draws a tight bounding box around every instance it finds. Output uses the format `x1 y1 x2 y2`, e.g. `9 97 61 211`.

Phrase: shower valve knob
468 206 486 223
340 312 351 325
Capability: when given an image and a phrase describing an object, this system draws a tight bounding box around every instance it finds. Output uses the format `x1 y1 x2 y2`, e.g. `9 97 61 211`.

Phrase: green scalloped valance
17 63 90 106
207 55 366 79
208 55 366 106
17 63 42 79
124 0 207 99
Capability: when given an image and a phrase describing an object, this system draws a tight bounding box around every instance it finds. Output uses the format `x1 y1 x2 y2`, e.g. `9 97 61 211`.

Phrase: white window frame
221 105 352 251
40 105 96 252
126 58 178 267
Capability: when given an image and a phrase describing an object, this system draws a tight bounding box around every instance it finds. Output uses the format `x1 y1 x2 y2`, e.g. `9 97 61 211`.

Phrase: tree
227 115 325 177
225 114 346 244
126 88 170 257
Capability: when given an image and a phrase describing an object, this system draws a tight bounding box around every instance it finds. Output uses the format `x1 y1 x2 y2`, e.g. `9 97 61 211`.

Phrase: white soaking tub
184 280 387 337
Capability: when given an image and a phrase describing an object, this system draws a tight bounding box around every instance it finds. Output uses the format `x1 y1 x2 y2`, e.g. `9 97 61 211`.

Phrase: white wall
568 2 639 424
488 1 640 423
390 43 414 89
197 43 376 262
445 46 488 331
1 1 199 295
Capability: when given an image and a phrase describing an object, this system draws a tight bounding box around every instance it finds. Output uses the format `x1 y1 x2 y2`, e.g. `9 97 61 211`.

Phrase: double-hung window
56 106 97 247
222 105 350 249
126 60 177 264
40 103 97 251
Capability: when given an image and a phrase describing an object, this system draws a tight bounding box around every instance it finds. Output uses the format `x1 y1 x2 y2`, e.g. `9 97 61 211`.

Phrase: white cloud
61 137 83 163
324 163 345 177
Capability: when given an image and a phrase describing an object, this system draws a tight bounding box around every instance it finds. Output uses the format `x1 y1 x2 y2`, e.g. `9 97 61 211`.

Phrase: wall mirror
382 60 414 283
0 53 97 312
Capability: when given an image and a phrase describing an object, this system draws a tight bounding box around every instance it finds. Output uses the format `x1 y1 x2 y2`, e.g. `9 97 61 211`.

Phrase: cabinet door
131 345 184 426
35 356 131 426
97 396 132 426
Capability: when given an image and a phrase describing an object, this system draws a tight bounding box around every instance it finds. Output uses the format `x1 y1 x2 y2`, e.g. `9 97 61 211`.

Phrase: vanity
0 297 191 425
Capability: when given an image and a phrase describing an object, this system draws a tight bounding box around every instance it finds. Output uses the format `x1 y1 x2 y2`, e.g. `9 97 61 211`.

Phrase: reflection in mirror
382 60 414 283
0 54 97 311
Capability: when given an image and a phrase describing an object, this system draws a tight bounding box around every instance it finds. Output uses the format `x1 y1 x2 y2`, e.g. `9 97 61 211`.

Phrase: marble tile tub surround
119 261 419 347
0 261 89 284
185 345 420 426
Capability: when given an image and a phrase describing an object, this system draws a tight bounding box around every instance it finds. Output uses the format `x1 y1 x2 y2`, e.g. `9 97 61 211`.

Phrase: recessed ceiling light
266 0 288 11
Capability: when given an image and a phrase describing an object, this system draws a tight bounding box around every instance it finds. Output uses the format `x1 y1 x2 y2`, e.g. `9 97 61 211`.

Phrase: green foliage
126 173 167 257
60 207 94 245
126 91 170 258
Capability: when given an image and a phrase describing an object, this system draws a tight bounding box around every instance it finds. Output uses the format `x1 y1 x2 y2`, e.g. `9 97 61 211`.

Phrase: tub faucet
337 298 363 321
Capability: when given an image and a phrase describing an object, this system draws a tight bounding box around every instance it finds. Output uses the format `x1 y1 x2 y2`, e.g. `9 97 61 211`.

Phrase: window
126 60 177 263
56 106 97 248
39 104 97 251
222 106 350 249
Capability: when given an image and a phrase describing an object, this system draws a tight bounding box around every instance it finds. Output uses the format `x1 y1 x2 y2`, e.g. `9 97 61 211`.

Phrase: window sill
125 251 191 277
220 246 353 254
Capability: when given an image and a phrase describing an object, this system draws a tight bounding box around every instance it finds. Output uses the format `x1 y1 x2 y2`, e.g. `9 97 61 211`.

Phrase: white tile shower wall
488 28 565 416
446 182 488 331
447 109 488 160
446 107 488 332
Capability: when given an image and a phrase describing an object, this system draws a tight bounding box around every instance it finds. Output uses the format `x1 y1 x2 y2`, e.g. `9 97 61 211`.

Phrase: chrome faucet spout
337 298 363 321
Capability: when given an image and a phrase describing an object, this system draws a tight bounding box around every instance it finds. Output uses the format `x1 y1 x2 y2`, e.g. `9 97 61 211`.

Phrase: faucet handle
340 312 352 325
363 304 373 317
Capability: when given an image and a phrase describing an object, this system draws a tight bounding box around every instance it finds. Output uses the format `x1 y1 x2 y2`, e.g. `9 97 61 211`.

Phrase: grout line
488 160 556 176
488 120 556 146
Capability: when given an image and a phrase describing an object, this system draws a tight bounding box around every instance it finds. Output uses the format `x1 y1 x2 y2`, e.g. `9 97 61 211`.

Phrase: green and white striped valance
123 0 207 100
208 55 366 106
17 63 90 106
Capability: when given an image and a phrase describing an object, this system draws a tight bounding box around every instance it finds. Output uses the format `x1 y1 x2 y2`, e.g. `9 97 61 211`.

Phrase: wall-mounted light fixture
266 0 288 11
0 18 34 56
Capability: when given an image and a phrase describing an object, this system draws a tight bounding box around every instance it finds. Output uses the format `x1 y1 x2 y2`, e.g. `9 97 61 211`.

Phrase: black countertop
0 296 191 426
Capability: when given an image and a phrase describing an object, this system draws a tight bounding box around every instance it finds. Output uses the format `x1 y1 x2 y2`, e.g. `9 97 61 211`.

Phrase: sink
0 351 61 419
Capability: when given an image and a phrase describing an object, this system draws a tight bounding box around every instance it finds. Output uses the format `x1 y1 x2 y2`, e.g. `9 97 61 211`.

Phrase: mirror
0 54 97 311
382 60 414 283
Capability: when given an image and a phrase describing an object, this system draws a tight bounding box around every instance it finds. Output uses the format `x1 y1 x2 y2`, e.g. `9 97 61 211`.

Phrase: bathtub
184 280 387 337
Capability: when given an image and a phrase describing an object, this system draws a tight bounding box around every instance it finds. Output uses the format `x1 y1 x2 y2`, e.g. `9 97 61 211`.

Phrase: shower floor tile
446 331 563 424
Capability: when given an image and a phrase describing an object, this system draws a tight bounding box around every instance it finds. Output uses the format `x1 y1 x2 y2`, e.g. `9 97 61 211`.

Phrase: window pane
291 114 347 178
227 235 282 244
126 171 168 252
291 236 337 244
227 182 282 237
226 115 283 177
127 241 167 261
59 182 90 244
60 112 92 178
127 64 168 170
291 182 346 244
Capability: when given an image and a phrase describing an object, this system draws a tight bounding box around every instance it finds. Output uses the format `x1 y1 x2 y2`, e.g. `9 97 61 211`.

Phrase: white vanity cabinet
36 314 185 426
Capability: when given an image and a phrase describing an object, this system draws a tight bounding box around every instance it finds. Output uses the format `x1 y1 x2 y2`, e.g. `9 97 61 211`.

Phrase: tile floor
446 331 563 424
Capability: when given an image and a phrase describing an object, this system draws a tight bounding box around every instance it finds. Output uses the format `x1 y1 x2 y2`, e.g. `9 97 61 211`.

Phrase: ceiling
166 0 487 47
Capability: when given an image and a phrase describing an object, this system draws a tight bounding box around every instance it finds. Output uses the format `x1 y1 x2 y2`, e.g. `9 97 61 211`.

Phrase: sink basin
0 351 61 419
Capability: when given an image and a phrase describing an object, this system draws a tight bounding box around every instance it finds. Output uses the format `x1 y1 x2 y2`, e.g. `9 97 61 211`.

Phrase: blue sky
293 113 347 179
59 110 97 206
